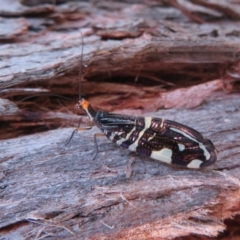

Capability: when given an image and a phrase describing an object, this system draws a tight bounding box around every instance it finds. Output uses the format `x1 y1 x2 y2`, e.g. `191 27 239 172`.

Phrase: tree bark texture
0 1 240 239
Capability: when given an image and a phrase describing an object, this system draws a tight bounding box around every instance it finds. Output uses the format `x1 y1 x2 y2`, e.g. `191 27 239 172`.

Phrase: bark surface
0 1 240 239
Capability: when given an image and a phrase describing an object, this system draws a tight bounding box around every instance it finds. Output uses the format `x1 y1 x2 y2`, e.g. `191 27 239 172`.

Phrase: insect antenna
78 31 84 101
65 31 86 145
65 32 104 161
19 94 72 103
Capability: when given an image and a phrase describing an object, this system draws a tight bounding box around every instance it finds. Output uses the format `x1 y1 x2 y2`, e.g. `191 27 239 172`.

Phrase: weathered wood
0 98 19 116
1 1 240 89
190 0 240 20
0 33 239 89
1 0 240 239
0 92 240 239
0 0 54 16
0 88 49 98
0 17 28 40
0 80 222 140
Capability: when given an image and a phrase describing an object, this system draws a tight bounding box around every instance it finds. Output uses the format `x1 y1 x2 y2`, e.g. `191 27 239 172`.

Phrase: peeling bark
0 0 240 239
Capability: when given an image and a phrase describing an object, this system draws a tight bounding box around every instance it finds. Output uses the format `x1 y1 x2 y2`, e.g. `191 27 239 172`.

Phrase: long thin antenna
79 31 84 100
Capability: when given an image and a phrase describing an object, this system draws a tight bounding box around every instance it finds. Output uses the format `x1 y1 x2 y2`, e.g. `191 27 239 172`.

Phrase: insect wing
95 112 217 169
145 119 217 168
94 111 137 144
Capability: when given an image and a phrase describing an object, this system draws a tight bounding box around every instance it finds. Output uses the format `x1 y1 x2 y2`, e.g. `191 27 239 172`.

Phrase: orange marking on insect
78 98 89 110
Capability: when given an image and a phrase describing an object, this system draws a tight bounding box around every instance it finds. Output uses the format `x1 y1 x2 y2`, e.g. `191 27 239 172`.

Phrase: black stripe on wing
94 111 139 144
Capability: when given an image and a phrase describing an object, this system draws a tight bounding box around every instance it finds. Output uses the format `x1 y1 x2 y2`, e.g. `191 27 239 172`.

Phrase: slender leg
65 119 106 161
66 119 113 162
92 133 105 160
65 126 93 145
125 156 136 178
65 117 93 145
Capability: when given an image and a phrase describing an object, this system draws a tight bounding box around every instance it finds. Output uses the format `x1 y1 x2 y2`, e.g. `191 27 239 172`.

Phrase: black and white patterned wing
94 111 137 144
94 112 217 168
135 118 217 168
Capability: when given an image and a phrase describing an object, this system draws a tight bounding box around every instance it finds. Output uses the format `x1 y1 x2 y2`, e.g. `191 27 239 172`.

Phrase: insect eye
75 103 82 109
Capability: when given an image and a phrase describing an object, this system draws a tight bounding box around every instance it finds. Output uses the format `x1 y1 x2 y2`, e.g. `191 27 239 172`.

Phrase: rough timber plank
0 35 239 89
0 17 28 40
0 92 240 239
0 1 240 239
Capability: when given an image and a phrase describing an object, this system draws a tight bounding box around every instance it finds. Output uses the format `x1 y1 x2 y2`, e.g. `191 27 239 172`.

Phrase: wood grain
0 0 240 239
1 93 240 239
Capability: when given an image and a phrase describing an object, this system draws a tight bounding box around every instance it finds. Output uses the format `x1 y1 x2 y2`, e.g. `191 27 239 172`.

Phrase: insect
75 98 217 169
72 32 217 169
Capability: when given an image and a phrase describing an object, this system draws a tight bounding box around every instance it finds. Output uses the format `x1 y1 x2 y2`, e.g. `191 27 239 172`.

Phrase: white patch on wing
125 123 136 140
148 133 156 141
128 117 152 151
170 127 210 160
116 137 127 146
151 148 172 164
178 143 185 151
160 119 164 128
187 159 203 168
144 117 152 129
109 132 115 141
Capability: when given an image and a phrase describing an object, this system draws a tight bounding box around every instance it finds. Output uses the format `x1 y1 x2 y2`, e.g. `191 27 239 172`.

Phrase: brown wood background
0 0 240 239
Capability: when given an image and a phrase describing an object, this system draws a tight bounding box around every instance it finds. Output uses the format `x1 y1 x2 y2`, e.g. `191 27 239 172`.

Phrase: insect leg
65 117 93 145
65 126 93 145
92 133 105 160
